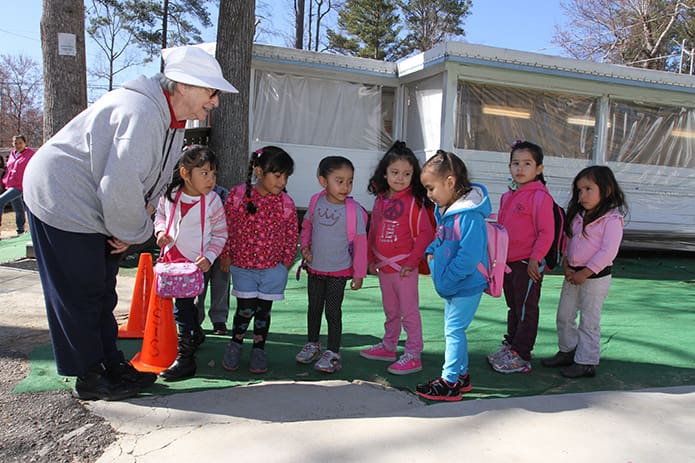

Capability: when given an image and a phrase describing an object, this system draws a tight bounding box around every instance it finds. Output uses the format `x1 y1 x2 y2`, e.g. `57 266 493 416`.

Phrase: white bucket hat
163 46 238 93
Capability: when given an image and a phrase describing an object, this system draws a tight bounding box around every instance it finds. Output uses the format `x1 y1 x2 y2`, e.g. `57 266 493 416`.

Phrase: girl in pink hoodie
489 141 555 374
360 141 434 375
541 166 627 378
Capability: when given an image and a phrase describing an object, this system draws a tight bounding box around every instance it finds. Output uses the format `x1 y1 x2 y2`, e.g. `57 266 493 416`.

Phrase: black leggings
231 297 273 349
307 273 347 353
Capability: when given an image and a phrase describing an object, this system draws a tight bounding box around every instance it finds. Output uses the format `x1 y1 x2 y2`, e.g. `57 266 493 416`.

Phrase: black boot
541 349 576 368
159 335 197 381
191 326 206 350
73 363 140 401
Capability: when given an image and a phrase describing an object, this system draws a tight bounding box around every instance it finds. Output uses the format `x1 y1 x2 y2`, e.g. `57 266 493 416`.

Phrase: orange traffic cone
118 252 154 338
130 290 178 374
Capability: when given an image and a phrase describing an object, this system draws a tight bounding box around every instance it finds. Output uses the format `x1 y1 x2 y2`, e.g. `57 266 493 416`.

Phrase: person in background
155 146 228 381
416 150 490 401
360 141 434 375
220 146 297 374
295 156 367 374
542 165 627 378
0 135 35 235
22 46 237 401
195 184 232 335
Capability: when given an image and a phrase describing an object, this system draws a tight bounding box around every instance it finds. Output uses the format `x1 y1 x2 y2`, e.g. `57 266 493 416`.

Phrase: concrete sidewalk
2 266 694 462
89 381 695 462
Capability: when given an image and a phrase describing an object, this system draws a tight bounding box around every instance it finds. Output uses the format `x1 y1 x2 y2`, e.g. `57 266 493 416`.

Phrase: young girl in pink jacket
541 166 627 378
489 141 555 374
360 141 434 375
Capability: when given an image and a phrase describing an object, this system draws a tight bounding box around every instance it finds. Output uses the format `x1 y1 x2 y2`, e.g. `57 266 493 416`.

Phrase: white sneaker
314 350 342 373
295 342 321 364
486 341 511 364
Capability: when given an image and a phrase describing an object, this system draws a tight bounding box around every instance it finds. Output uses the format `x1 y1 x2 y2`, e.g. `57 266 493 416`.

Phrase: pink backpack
455 217 510 297
307 190 368 246
296 191 368 280
476 221 511 297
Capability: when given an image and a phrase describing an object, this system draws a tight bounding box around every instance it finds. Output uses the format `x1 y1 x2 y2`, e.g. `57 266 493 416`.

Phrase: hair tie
255 148 263 157
511 140 523 149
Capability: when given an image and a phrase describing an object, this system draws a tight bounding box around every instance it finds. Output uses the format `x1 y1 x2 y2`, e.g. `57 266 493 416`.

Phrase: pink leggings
378 271 423 357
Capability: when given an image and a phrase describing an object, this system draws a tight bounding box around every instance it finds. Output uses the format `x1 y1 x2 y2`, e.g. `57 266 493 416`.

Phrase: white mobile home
197 41 695 249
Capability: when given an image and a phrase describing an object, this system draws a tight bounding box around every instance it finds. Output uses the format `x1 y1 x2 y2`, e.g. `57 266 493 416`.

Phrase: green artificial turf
14 251 695 400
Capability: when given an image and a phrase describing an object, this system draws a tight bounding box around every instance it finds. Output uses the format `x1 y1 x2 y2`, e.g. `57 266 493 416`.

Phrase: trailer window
455 81 595 159
252 71 394 150
607 100 695 168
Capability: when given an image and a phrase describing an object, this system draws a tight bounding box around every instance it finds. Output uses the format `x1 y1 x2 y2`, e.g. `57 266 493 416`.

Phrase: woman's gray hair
159 75 178 94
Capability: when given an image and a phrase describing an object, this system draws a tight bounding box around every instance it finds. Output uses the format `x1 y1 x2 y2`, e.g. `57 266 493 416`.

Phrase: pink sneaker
359 342 396 361
387 353 422 375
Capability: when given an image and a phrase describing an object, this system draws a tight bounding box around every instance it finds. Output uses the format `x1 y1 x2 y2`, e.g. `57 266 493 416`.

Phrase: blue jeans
441 292 483 383
0 187 26 234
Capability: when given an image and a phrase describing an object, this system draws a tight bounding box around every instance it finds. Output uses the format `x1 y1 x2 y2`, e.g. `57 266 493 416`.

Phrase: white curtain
252 71 383 150
405 75 443 152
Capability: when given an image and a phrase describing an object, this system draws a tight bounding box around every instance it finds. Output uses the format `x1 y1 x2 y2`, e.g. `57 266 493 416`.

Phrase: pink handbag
154 261 204 298
154 190 206 298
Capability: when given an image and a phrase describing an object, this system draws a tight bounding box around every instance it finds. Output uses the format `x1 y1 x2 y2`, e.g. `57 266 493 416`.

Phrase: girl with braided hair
219 146 297 374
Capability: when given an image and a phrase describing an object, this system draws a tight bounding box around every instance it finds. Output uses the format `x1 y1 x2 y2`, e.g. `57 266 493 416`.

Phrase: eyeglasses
208 88 220 98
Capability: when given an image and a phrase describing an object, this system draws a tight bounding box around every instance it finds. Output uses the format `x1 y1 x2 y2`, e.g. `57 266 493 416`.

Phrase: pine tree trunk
40 0 87 141
209 0 255 188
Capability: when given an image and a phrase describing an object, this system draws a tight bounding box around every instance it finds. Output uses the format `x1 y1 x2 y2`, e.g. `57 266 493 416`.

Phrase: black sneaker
109 360 157 389
541 350 575 368
212 322 228 335
416 377 463 402
560 362 596 378
457 372 473 393
73 364 140 401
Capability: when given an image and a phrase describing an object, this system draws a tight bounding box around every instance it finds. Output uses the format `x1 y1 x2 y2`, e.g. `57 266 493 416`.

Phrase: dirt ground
0 207 28 239
0 210 122 462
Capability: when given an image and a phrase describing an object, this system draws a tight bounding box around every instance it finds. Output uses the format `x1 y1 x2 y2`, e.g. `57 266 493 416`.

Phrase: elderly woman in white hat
23 46 237 401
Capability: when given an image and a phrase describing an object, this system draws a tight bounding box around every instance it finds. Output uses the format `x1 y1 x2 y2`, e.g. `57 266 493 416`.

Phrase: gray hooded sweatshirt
23 74 185 244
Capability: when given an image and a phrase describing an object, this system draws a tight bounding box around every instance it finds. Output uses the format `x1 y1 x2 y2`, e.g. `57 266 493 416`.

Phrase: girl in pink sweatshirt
489 141 555 374
541 166 627 378
360 141 434 375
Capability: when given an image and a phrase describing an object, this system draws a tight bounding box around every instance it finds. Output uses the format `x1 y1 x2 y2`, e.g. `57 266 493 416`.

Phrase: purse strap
161 189 206 260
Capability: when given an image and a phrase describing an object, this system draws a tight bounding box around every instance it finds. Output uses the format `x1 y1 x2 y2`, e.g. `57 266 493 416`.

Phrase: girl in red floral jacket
219 146 297 374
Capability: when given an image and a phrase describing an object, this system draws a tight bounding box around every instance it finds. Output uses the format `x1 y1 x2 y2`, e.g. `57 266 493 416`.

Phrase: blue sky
0 0 567 80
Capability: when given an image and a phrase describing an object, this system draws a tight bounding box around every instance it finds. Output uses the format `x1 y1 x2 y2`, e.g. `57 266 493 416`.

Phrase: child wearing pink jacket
360 141 434 375
489 141 555 374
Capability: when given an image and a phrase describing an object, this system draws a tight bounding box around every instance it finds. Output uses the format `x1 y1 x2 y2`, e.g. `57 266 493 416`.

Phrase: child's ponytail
245 149 262 214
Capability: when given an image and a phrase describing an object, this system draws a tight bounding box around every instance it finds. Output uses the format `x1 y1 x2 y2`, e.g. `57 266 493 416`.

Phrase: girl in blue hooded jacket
416 150 490 401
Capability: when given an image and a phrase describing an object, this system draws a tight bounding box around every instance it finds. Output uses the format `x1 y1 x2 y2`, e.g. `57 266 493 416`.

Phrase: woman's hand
107 237 130 254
